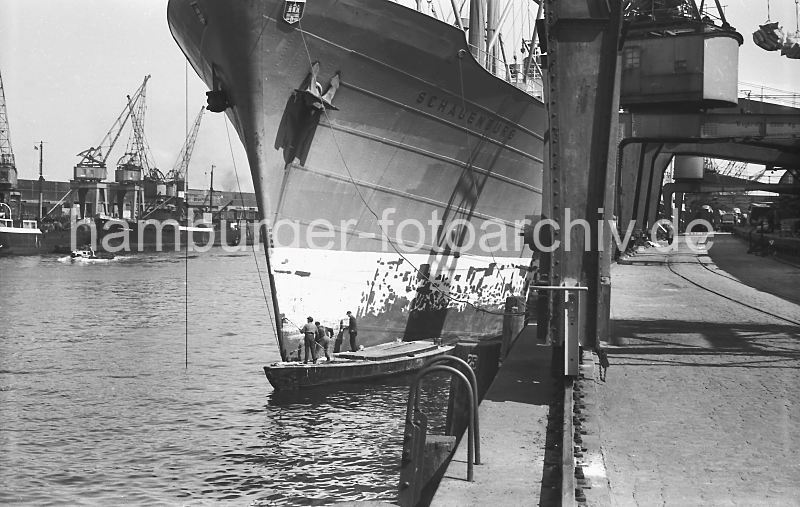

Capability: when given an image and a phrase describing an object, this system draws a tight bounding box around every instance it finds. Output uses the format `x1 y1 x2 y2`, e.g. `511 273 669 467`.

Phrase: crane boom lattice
168 106 205 184
74 75 150 181
0 70 16 173
117 77 164 183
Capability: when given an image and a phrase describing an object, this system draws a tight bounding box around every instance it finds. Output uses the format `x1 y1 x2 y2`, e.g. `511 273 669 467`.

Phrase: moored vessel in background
0 205 42 256
168 0 547 363
0 70 47 256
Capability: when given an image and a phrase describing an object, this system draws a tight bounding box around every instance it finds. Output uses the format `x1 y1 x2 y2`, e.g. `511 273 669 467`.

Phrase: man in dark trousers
347 310 358 352
315 321 332 362
334 314 348 353
597 347 610 382
300 316 318 364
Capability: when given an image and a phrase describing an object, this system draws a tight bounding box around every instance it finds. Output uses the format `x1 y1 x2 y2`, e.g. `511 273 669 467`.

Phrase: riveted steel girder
542 0 623 369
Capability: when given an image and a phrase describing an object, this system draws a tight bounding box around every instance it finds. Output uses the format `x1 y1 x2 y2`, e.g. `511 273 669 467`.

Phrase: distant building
15 178 259 222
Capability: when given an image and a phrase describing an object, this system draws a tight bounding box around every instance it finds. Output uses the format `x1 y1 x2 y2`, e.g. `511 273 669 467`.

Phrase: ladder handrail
423 354 481 464
406 363 477 481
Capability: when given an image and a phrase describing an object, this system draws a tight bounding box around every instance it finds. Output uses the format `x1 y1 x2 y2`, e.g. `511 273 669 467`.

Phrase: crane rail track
562 378 576 506
666 256 800 326
696 256 800 306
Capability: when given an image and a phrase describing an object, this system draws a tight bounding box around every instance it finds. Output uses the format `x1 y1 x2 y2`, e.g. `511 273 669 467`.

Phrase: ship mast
36 141 44 221
208 164 214 215
485 0 501 71
469 0 487 61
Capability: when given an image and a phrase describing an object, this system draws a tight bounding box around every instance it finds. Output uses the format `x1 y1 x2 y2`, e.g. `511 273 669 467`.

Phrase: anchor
294 61 341 111
275 61 342 165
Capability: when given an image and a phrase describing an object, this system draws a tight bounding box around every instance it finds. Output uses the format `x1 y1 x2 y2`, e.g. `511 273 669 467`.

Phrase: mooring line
294 23 526 317
222 117 279 343
185 59 189 369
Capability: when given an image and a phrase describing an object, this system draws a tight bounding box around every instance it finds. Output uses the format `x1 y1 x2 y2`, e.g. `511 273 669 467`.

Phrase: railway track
694 255 800 306
666 256 800 326
554 244 799 505
555 246 799 506
562 378 576 505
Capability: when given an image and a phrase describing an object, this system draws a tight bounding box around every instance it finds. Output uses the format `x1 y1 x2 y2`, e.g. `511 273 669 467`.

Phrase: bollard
501 296 525 359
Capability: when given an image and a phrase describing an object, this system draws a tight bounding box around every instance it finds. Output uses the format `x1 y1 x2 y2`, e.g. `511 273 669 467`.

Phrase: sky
0 0 249 192
1 0 798 191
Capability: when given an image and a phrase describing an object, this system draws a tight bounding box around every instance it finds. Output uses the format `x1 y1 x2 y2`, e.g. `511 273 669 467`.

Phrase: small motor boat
70 248 115 260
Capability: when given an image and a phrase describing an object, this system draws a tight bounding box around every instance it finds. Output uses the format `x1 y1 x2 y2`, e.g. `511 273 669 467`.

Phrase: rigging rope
184 59 189 369
222 117 279 342
455 53 506 283
296 23 527 316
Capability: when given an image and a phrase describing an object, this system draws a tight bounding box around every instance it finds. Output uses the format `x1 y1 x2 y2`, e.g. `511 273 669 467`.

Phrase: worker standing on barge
301 317 318 363
347 311 358 352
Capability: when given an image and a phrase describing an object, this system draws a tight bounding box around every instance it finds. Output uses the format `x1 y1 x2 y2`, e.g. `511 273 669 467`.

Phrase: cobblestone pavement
597 237 800 506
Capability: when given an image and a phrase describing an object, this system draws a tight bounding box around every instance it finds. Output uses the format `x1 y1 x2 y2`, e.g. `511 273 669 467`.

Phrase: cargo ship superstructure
168 0 547 358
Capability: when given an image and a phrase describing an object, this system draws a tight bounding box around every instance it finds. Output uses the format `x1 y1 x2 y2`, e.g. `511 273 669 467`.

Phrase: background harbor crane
73 75 150 181
0 70 18 209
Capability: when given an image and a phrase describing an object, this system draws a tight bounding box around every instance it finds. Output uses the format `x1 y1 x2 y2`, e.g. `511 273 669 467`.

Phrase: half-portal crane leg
542 0 623 375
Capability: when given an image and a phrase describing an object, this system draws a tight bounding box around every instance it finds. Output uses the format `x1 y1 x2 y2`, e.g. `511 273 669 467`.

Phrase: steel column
638 150 673 236
628 143 657 237
543 0 623 367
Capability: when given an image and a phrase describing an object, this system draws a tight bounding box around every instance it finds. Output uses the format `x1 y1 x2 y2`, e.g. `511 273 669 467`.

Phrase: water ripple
0 251 451 504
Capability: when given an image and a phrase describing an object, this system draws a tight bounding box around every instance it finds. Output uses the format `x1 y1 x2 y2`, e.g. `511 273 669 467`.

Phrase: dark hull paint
0 227 93 256
84 219 260 252
0 230 43 256
167 0 545 344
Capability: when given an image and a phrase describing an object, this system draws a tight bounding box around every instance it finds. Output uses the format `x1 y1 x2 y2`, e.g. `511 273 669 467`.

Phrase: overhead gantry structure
534 0 799 379
613 1 799 239
617 99 800 238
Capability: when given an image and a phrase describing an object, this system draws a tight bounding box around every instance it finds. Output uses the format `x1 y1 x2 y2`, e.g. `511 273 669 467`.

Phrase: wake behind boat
264 340 455 390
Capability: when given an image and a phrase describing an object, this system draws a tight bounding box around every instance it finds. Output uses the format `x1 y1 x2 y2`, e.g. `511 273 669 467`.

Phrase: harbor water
0 250 449 505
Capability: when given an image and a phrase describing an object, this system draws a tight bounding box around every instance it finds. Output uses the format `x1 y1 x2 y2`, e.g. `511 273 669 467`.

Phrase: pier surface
433 235 799 505
597 235 800 505
432 327 557 506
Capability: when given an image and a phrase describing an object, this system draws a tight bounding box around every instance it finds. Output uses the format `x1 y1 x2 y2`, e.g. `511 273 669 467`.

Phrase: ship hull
96 220 214 251
168 0 545 345
0 227 43 256
0 223 93 256
272 247 530 347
